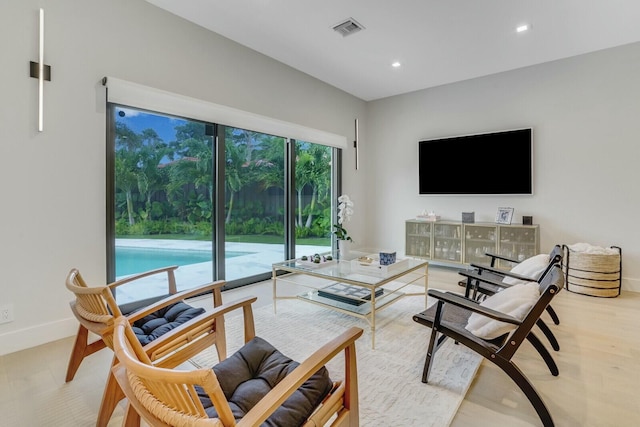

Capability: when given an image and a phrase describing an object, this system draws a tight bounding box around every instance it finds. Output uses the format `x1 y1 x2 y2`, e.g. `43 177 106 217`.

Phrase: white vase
338 240 351 259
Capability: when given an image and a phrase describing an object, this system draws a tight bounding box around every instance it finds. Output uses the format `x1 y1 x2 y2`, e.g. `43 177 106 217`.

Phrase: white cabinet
405 220 539 267
433 223 462 263
462 224 498 265
496 225 539 268
405 221 433 258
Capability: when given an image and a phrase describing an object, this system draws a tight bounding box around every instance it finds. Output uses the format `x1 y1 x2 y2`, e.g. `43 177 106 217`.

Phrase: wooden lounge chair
65 266 235 427
111 299 363 427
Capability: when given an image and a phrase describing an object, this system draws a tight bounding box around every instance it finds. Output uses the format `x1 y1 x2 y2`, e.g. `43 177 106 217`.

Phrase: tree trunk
225 191 235 224
296 188 303 227
305 187 317 228
126 190 135 225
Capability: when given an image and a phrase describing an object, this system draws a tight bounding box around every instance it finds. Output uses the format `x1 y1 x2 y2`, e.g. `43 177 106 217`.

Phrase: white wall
0 0 366 355
361 42 640 292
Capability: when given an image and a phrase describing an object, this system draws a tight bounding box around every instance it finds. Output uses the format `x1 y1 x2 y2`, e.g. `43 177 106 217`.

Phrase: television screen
418 128 533 195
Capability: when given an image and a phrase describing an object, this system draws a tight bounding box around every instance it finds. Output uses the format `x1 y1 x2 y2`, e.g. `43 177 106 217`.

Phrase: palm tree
295 149 313 227
223 133 249 224
303 143 331 228
292 141 332 229
137 128 171 220
114 122 142 225
224 128 284 225
165 134 213 223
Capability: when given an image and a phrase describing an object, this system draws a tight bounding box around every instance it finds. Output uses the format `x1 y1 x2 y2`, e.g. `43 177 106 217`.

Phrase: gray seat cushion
199 336 334 427
131 301 205 346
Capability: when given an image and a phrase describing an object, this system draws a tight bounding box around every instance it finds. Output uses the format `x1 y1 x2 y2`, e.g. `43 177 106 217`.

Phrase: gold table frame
272 254 428 349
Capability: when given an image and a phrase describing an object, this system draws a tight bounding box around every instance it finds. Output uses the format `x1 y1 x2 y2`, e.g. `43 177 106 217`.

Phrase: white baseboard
623 276 640 293
0 317 78 356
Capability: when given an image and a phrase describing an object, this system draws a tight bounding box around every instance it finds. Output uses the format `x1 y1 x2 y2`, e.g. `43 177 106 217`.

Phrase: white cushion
502 254 549 285
465 281 540 339
568 242 618 255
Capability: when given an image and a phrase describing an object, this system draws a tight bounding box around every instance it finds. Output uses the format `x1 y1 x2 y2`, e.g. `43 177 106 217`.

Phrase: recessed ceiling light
516 24 529 33
391 61 401 68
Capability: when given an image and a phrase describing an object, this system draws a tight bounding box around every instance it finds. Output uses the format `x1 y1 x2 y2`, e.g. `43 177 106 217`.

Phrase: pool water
116 247 250 277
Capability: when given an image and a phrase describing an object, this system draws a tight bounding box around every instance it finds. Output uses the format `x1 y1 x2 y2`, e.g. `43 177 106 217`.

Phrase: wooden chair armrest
124 280 226 323
238 326 364 427
107 265 180 290
428 289 521 325
143 296 258 367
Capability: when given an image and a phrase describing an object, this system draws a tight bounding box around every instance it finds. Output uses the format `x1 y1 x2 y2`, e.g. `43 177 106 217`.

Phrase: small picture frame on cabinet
495 207 514 225
461 212 475 223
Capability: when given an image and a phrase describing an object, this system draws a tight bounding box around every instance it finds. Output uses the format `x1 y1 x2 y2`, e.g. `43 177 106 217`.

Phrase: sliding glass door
294 140 333 258
108 106 215 303
222 127 286 283
107 104 337 303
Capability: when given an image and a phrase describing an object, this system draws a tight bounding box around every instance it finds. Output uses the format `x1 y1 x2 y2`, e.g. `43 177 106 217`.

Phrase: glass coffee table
272 252 428 348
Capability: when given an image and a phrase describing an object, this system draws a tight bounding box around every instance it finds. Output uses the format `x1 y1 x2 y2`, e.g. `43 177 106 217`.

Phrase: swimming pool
115 247 250 277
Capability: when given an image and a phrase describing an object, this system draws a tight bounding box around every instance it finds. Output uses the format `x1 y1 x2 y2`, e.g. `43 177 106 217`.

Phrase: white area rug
190 295 482 426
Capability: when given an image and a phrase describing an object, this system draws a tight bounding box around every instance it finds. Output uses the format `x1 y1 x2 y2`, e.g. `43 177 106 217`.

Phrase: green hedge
116 218 327 239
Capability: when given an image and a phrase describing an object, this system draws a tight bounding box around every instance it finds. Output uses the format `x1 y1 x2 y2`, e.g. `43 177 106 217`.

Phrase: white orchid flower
337 195 354 224
334 195 354 241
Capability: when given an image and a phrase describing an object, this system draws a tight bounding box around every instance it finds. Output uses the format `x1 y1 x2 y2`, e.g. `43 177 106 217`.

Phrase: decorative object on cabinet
562 243 622 297
417 210 440 221
461 212 475 223
522 215 533 225
495 207 514 224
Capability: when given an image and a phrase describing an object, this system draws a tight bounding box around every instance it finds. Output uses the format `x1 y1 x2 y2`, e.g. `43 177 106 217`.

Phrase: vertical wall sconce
354 119 359 170
30 8 51 132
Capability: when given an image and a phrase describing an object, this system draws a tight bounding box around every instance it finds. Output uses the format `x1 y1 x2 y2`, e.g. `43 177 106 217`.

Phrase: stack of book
317 282 383 306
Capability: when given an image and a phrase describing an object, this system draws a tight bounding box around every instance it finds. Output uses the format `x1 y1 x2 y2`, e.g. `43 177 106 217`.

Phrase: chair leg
536 319 560 351
123 402 141 427
421 328 440 383
97 357 125 427
498 360 555 427
65 325 107 382
526 333 559 376
546 305 560 325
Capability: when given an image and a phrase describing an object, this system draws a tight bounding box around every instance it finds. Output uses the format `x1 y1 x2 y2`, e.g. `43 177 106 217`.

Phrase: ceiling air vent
332 18 365 37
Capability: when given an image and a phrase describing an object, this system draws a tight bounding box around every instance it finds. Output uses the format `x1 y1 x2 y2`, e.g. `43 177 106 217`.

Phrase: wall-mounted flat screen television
418 128 533 195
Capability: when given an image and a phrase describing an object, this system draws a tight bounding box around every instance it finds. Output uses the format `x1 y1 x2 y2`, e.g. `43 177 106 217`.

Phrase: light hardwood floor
1 266 639 426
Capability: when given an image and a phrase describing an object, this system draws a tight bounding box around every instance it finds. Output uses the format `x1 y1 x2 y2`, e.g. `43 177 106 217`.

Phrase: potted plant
334 194 354 257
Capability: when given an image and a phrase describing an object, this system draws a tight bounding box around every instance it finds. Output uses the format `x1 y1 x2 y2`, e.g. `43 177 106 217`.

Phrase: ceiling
146 0 640 101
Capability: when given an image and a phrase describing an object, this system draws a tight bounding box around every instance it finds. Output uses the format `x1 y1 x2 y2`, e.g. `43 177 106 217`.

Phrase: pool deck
115 239 328 303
